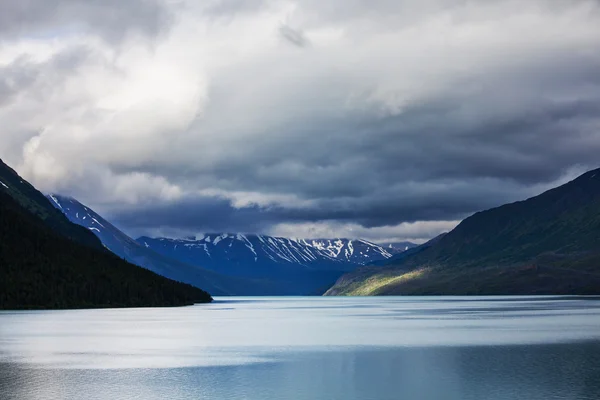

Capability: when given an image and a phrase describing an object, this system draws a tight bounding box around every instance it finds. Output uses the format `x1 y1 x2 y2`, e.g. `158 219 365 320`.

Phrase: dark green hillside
0 159 212 309
0 160 102 250
326 169 600 296
0 190 212 308
425 169 600 266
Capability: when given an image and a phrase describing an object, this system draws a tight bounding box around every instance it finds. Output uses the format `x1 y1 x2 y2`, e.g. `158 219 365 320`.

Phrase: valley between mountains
3 155 600 307
44 166 600 297
47 194 414 295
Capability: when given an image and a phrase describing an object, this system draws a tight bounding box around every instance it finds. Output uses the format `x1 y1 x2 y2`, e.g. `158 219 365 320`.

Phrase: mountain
137 235 394 279
46 195 282 296
326 169 600 296
48 195 390 295
0 159 212 309
47 196 415 296
366 234 446 268
0 162 102 250
136 235 396 295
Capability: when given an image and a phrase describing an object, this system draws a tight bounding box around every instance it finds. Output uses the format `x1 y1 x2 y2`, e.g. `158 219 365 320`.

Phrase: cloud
1 0 600 241
279 24 309 47
0 0 172 43
270 221 460 244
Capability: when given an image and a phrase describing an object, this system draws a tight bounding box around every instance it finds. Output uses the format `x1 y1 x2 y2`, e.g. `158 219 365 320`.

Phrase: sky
1 0 600 243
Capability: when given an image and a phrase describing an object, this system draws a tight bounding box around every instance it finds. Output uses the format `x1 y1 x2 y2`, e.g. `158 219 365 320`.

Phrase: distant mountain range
6 154 600 301
46 195 280 296
137 235 396 278
48 195 412 295
0 159 211 309
326 168 600 296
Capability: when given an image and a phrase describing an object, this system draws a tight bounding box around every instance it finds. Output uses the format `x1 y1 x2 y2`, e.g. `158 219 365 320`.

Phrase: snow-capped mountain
137 235 394 279
45 194 282 295
302 238 393 263
47 194 143 254
47 194 397 295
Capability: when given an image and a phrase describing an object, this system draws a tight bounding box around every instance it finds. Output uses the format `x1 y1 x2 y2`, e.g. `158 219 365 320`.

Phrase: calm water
1 296 600 399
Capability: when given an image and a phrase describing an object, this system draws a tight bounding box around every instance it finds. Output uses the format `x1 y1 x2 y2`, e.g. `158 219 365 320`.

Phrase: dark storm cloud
139 74 599 194
110 195 284 237
3 0 600 241
0 0 171 42
109 171 559 237
104 74 600 236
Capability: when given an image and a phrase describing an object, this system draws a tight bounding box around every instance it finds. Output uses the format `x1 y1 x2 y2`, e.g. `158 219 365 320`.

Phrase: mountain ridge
0 162 103 250
48 195 415 295
325 168 600 296
0 159 212 309
46 195 282 296
136 234 397 276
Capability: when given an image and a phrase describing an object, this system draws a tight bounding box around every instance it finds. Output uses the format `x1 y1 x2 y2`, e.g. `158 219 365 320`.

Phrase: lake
1 296 600 399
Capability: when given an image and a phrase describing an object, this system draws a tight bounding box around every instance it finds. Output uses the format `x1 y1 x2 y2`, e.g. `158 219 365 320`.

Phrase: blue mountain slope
137 235 396 279
48 195 415 295
46 195 280 295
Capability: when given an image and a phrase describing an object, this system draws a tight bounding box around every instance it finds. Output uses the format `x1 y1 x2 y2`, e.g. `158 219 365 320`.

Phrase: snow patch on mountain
138 234 397 274
48 194 62 209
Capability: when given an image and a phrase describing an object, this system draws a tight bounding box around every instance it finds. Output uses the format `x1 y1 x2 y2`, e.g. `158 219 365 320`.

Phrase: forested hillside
0 160 212 309
326 169 600 296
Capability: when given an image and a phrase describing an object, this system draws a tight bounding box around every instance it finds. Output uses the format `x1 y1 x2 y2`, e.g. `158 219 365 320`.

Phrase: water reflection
1 296 600 400
2 344 600 400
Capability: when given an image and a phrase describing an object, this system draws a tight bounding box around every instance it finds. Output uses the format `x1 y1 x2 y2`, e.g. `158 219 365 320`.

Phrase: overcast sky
1 0 600 243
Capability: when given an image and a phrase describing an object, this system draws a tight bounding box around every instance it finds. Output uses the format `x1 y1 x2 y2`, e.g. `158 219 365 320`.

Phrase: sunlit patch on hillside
345 268 430 296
